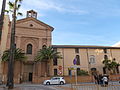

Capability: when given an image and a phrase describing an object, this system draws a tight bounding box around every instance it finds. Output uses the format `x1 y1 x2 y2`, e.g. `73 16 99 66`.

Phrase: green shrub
77 70 89 76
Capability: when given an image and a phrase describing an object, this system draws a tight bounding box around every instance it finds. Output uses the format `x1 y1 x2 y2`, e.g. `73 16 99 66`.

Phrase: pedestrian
93 73 99 84
102 75 108 87
98 74 103 85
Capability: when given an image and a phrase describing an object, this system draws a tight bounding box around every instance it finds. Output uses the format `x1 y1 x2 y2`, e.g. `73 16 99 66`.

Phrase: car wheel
60 81 64 85
46 82 50 85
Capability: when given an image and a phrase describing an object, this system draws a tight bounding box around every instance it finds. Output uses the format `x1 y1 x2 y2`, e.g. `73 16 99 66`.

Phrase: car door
55 78 60 84
50 78 56 84
51 78 59 84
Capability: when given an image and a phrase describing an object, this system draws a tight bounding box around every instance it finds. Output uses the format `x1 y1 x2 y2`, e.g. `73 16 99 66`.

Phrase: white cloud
22 0 88 15
1 0 120 17
112 41 120 47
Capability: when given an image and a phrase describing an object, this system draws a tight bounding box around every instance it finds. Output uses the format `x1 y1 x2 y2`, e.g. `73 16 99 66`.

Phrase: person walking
102 75 108 87
98 74 103 85
93 73 99 84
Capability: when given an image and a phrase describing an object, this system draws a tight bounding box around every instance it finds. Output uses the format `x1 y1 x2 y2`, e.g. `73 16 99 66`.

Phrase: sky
0 0 120 46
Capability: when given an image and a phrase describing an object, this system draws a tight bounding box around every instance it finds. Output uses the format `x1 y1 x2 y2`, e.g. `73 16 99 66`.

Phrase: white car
43 77 65 85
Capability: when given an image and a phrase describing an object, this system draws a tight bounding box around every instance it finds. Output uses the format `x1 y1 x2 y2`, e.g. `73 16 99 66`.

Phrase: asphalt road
0 81 120 90
0 84 63 90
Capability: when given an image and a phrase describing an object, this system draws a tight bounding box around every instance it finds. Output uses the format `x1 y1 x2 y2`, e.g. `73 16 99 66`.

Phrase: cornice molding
16 17 54 31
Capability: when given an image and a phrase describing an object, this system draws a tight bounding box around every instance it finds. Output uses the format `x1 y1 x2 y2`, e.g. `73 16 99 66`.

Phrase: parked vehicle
43 77 65 85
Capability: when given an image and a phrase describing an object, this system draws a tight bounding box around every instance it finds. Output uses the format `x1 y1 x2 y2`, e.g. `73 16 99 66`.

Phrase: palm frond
7 0 23 16
9 10 13 13
35 47 62 62
8 1 14 9
4 10 9 13
17 0 23 3
2 50 10 61
2 48 27 62
17 12 23 16
16 4 21 10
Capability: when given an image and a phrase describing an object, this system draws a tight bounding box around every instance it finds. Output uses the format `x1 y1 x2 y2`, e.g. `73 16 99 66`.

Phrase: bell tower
26 10 37 19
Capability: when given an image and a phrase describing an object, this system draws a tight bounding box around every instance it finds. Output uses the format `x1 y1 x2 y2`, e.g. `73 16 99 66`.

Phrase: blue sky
1 0 120 46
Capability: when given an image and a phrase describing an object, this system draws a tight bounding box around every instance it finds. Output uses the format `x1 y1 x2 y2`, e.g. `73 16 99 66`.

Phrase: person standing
93 73 99 84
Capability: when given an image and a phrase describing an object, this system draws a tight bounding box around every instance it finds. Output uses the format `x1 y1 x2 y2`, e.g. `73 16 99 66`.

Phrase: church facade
0 10 120 84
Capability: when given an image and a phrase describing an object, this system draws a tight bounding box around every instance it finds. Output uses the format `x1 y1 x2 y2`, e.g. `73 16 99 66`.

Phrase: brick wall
32 75 120 84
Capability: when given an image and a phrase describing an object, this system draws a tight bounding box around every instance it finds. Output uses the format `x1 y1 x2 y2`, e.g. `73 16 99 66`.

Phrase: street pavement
0 84 65 90
71 81 120 90
0 81 120 90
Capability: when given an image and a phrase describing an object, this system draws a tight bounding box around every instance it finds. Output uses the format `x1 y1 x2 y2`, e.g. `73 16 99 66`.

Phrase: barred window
14 44 16 49
103 49 107 53
53 48 57 52
75 48 79 53
68 69 71 76
54 69 57 76
76 55 80 65
53 58 57 66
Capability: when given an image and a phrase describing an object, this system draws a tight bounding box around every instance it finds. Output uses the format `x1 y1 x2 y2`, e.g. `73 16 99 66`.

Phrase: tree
0 0 6 39
2 48 27 62
110 61 120 74
35 46 62 76
2 48 26 85
102 59 120 74
102 59 111 72
5 0 23 89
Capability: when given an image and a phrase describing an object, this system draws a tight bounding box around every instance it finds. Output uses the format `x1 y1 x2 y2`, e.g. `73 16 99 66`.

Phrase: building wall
2 13 53 83
6 18 52 53
1 11 120 84
0 15 10 79
52 48 120 76
0 15 9 56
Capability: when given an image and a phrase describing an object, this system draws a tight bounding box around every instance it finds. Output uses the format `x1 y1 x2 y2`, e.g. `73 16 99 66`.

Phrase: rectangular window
77 68 80 75
53 58 57 66
54 69 57 76
53 48 57 52
76 55 80 65
103 49 107 53
68 69 72 76
75 48 79 53
14 44 16 49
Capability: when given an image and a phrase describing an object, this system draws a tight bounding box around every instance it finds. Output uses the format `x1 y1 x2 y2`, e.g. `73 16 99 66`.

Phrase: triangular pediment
16 17 54 31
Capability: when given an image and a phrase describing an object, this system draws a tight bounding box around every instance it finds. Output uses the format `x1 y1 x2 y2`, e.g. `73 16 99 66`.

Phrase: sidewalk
0 84 58 90
0 84 72 90
0 82 120 90
57 86 72 90
0 84 70 90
